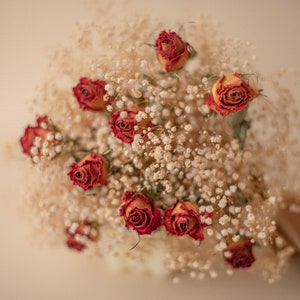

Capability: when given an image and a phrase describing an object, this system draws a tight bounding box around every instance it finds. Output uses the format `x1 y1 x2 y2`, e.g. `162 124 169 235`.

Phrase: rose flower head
20 116 63 163
66 220 99 252
109 108 153 144
68 152 109 191
223 237 255 269
155 30 191 72
205 73 263 116
163 200 207 240
119 190 162 235
73 77 113 112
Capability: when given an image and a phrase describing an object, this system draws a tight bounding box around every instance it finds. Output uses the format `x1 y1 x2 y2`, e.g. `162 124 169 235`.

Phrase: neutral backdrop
1 1 300 300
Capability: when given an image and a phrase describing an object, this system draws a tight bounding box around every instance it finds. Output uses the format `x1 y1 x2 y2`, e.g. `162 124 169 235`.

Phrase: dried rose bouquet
19 9 300 283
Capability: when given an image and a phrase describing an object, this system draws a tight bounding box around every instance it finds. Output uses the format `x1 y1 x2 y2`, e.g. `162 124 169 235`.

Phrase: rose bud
66 235 86 251
73 77 113 112
109 108 152 144
223 237 255 268
119 190 162 235
68 152 109 191
20 116 63 163
163 200 205 240
205 73 263 116
66 220 99 252
155 30 191 72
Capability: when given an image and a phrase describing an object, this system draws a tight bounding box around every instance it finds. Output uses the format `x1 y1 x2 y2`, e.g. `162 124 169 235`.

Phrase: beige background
1 0 300 299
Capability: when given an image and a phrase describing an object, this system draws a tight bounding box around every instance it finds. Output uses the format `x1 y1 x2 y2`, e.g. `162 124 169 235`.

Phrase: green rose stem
129 233 141 251
143 42 155 48
157 70 183 81
227 107 250 148
101 148 112 168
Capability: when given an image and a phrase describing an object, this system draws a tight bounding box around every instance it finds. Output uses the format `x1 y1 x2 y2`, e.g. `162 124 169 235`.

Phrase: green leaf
239 121 250 147
233 120 250 148
142 74 156 86
253 240 262 248
188 44 197 58
233 194 248 206
227 107 250 148
227 107 248 127
170 71 182 81
158 71 167 76
91 220 100 229
83 188 99 197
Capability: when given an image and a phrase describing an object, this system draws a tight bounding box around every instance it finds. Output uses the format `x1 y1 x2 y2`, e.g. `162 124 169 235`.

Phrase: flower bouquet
19 7 300 283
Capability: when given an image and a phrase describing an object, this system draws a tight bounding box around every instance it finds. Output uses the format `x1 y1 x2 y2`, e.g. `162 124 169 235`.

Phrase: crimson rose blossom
66 220 99 252
68 152 109 191
119 191 162 235
20 116 57 158
163 200 208 240
155 30 190 72
223 237 255 268
73 77 112 111
206 73 262 116
109 108 152 144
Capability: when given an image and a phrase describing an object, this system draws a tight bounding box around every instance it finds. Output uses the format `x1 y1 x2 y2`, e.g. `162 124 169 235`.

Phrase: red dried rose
223 237 255 268
205 73 262 116
155 30 190 72
68 152 109 191
66 235 85 251
119 190 162 235
20 116 62 162
20 116 51 155
109 108 152 144
163 200 206 240
73 77 113 111
66 220 99 252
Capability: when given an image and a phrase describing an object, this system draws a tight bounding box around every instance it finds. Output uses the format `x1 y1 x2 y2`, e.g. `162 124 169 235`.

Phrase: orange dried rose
119 191 162 235
155 31 190 72
20 116 62 162
206 73 262 116
163 200 206 240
